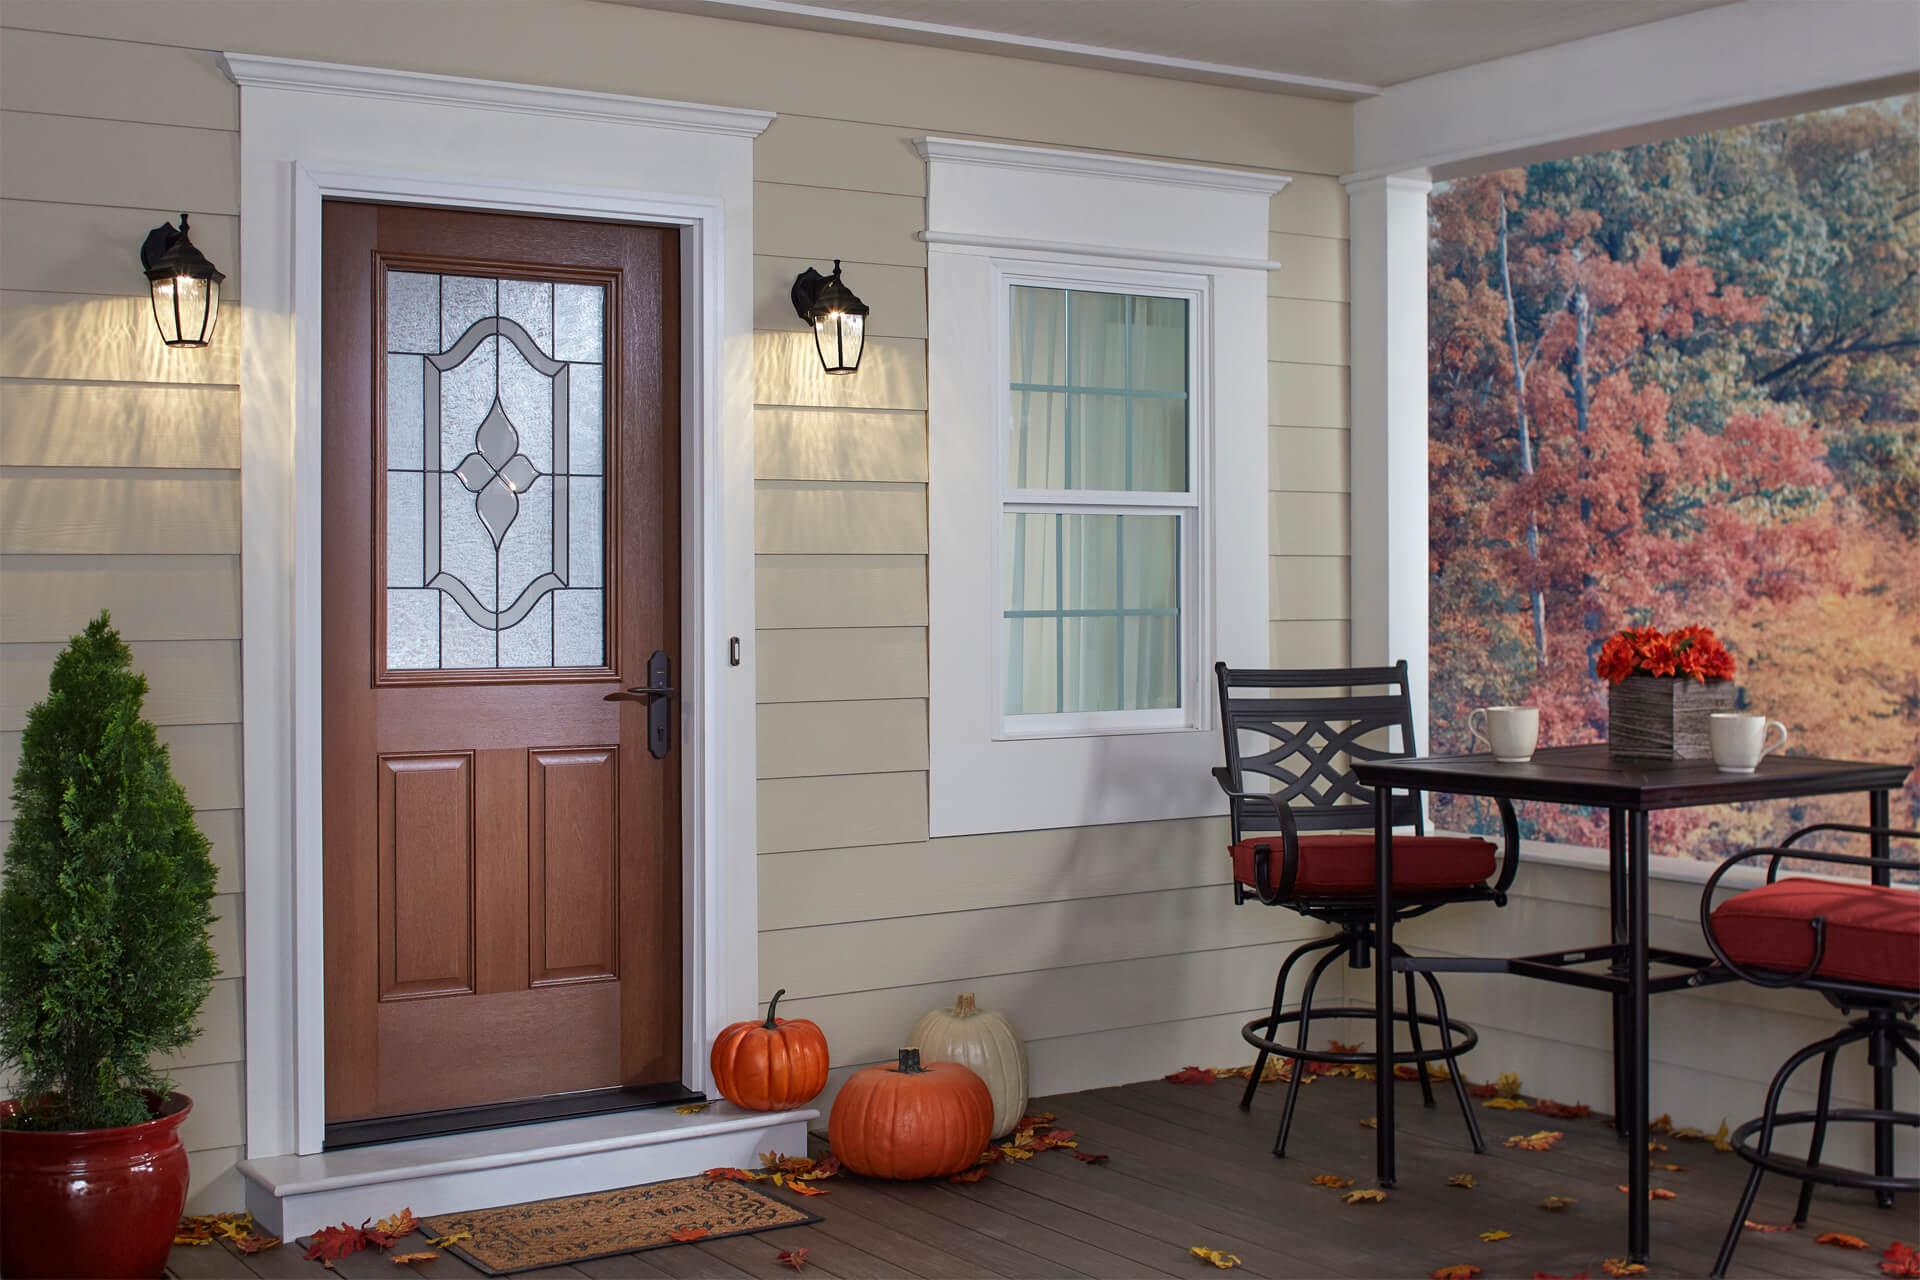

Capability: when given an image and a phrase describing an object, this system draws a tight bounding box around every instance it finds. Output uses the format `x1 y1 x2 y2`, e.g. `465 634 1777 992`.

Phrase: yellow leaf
997 1143 1035 1161
1492 1071 1523 1098
1601 1260 1647 1277
372 1209 420 1239
425 1231 471 1249
1539 1196 1577 1211
1710 1120 1733 1153
390 1253 440 1266
1446 1174 1476 1189
1359 1116 1379 1129
1477 1230 1511 1243
1343 1189 1389 1205
1310 1174 1355 1189
1483 1097 1533 1111
1503 1130 1564 1151
1188 1246 1242 1269
1431 1267 1482 1280
675 1102 710 1115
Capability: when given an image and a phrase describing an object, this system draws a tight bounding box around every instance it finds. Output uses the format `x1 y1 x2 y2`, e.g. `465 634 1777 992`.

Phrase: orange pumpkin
709 989 829 1111
828 1048 993 1179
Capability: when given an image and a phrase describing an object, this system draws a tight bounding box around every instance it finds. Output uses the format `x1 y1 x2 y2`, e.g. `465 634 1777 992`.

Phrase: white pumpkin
908 992 1029 1138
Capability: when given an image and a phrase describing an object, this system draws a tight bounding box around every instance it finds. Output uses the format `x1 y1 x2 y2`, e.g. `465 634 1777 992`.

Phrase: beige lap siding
0 0 1359 1196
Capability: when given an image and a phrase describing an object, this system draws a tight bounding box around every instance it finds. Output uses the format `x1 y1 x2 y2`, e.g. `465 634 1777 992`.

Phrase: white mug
1468 705 1540 763
1710 713 1789 773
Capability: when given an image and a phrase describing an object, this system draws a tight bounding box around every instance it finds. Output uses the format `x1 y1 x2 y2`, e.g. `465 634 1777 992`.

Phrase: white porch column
1344 173 1433 750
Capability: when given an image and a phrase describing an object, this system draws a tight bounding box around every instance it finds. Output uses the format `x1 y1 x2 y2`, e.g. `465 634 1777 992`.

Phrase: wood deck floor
169 1074 1913 1279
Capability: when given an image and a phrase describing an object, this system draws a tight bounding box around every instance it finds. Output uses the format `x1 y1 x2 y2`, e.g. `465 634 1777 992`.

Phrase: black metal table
1352 744 1911 1264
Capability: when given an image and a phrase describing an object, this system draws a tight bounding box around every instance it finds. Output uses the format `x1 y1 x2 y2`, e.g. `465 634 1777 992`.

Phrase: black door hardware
604 650 674 758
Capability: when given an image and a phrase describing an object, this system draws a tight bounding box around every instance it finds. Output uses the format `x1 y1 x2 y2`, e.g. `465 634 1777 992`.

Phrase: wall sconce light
790 260 868 375
140 213 225 348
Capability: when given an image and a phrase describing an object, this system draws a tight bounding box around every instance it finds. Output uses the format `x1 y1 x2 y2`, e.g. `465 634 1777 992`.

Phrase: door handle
604 650 674 758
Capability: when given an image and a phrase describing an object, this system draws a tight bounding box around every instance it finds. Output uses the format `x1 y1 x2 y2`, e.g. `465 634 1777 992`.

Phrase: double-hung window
1000 278 1200 735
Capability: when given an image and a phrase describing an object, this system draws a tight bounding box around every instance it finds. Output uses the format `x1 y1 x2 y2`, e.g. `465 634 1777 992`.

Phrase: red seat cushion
1710 878 1920 990
1229 834 1496 898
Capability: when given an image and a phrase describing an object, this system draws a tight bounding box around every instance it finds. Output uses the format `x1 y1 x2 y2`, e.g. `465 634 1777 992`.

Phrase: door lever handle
606 651 675 758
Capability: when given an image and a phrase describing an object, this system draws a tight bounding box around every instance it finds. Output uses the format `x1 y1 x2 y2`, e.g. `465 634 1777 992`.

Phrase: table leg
1870 790 1894 1207
1627 809 1652 1264
1609 807 1629 1139
1374 784 1396 1188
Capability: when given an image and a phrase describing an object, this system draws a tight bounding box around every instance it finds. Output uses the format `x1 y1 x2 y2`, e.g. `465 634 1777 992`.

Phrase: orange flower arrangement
1597 624 1735 685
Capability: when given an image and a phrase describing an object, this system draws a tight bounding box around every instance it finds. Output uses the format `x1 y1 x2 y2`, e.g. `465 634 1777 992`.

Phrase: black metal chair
1699 824 1919 1278
1212 661 1519 1156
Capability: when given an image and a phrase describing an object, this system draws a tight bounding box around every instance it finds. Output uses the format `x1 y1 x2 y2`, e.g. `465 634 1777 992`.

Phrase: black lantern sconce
140 213 225 349
791 260 869 375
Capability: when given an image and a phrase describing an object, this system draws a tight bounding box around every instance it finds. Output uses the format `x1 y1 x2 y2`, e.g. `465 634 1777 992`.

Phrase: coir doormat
419 1175 818 1275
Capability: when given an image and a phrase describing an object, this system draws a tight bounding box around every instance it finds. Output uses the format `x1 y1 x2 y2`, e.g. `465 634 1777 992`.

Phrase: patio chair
1212 661 1520 1157
1700 824 1920 1279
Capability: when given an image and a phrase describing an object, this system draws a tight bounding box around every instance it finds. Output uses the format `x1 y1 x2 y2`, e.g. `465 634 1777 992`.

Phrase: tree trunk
1498 203 1548 671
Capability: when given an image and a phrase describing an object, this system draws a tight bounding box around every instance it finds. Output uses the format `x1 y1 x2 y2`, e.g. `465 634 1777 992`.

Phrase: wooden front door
320 201 681 1135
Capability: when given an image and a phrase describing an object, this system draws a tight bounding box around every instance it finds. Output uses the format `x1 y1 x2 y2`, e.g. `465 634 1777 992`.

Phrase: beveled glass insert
1009 285 1190 492
1003 512 1180 716
384 269 607 672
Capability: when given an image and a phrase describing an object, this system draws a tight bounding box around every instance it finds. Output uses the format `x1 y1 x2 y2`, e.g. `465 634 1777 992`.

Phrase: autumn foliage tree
1429 96 1919 857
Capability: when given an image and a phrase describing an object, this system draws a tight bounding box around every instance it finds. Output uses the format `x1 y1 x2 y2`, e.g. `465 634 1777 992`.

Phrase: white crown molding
1341 173 1434 194
919 230 1281 274
219 53 775 138
915 137 1293 198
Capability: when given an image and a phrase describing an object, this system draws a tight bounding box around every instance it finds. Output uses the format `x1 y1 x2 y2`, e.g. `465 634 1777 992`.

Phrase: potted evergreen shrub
0 614 218 1279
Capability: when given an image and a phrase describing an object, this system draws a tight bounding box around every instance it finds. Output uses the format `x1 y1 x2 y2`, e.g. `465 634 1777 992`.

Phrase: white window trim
993 261 1210 741
225 53 771 1159
921 137 1286 837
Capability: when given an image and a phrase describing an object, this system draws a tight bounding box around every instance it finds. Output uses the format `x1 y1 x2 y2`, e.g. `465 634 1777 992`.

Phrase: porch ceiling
608 0 1732 97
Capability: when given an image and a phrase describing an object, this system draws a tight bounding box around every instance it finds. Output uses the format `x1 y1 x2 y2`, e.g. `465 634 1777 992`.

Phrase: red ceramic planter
0 1093 193 1279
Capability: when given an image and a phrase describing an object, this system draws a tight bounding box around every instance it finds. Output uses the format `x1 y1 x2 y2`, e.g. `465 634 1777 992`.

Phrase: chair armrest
1490 797 1522 901
1698 826 1919 989
1212 768 1301 903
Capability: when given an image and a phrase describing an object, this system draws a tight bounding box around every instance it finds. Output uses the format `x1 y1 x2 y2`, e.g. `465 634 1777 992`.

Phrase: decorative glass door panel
384 269 609 674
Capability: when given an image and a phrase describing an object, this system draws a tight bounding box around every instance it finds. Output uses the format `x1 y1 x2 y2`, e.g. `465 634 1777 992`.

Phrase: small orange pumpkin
828 1048 993 1179
709 989 829 1111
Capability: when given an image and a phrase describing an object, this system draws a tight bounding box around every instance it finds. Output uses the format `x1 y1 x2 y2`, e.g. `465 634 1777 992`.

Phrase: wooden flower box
1607 675 1735 760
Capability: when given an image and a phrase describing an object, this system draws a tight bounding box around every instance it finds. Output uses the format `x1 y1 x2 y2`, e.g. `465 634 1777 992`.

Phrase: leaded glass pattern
385 271 606 672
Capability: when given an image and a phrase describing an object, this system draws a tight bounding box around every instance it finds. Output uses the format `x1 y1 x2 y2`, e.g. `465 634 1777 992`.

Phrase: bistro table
1352 744 1912 1265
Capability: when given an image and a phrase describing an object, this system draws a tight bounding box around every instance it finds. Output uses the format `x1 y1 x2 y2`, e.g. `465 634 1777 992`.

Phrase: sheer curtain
1004 286 1187 717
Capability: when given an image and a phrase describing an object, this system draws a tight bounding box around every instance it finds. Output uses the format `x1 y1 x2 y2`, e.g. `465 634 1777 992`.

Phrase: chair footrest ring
1241 1007 1478 1066
1728 1108 1919 1193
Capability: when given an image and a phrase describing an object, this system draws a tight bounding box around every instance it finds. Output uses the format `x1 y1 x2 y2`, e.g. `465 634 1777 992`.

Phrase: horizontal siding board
171 1060 244 1151
753 117 928 197
758 772 927 853
0 724 241 811
0 807 238 894
761 883 1302 1000
1268 176 1348 240
756 408 927 483
1268 361 1348 430
752 183 925 268
776 938 1318 1072
0 470 240 554
757 626 926 703
1268 490 1348 555
0 111 238 214
755 555 926 629
0 554 240 641
1268 424 1349 493
184 1146 242 1215
1 639 241 729
1268 556 1350 622
1269 297 1350 367
754 255 925 338
758 698 927 780
0 382 240 468
0 291 239 384
0 29 237 130
155 977 244 1072
0 201 240 300
1267 232 1349 303
207 891 241 979
755 332 925 411
755 481 927 555
758 815 1228 930
1269 620 1351 668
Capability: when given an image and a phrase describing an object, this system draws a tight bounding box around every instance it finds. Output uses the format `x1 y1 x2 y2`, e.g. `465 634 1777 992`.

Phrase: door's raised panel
378 753 475 1000
529 747 619 985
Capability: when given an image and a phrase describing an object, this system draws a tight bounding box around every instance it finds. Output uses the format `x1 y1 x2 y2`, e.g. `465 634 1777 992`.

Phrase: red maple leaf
304 1223 371 1267
778 1248 810 1271
1164 1066 1216 1085
1882 1241 1920 1278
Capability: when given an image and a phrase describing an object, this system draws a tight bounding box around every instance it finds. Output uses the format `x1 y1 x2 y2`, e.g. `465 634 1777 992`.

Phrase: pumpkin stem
896 1047 926 1073
764 988 787 1028
955 993 977 1016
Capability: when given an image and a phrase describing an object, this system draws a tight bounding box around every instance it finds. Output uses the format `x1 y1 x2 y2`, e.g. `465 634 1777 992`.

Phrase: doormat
419 1175 818 1275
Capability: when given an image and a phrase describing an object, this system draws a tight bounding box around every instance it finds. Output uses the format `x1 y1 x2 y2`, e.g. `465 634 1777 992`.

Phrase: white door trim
226 54 772 1158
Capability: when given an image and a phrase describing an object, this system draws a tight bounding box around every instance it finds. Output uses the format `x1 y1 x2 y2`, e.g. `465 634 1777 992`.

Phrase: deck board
170 1076 1914 1279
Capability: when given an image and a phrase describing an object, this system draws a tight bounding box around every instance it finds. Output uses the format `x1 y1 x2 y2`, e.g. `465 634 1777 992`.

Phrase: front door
320 201 682 1139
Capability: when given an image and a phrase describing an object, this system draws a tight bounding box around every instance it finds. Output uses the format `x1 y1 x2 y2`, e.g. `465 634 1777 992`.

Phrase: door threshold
324 1082 705 1150
241 1101 818 1239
